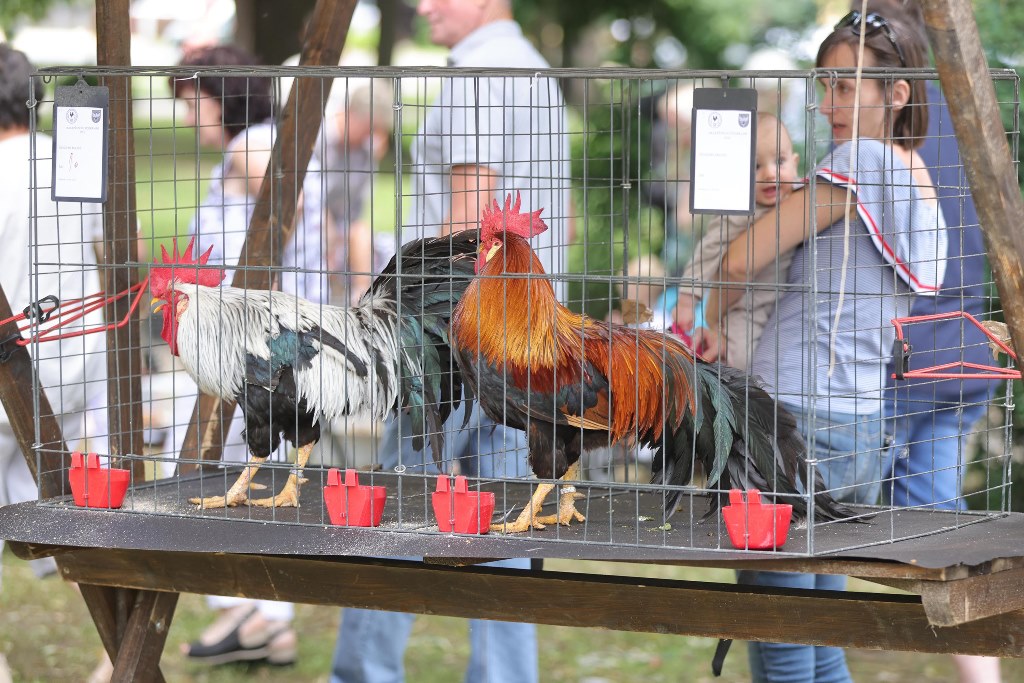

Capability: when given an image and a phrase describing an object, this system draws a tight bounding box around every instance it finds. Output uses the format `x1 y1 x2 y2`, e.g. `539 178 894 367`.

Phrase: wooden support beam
77 585 169 683
867 566 1024 627
109 590 178 683
178 0 358 473
0 287 69 498
921 0 1024 357
54 548 1024 657
95 0 145 478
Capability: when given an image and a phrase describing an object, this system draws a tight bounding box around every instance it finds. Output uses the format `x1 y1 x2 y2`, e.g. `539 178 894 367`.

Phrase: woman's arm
695 182 856 360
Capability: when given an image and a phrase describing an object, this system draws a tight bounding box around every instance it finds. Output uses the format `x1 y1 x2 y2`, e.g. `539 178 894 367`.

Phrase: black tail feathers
652 359 856 524
363 232 480 464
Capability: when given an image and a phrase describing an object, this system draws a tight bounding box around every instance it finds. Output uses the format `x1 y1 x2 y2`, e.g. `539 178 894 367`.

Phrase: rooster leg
189 456 268 508
534 460 586 527
490 481 556 533
249 442 315 508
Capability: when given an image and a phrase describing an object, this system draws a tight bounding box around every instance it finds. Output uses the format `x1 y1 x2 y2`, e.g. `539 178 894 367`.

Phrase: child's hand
673 294 698 332
692 326 724 362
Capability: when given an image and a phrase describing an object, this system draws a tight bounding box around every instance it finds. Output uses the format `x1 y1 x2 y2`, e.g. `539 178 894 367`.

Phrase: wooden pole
178 0 358 473
920 0 1024 358
96 0 145 478
0 287 68 499
92 5 174 681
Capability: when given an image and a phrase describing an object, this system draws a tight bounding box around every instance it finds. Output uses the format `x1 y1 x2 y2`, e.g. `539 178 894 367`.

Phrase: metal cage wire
21 64 1020 558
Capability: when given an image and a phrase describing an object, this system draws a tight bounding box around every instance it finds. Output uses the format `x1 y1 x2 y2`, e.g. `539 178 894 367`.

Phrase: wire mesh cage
19 63 1021 558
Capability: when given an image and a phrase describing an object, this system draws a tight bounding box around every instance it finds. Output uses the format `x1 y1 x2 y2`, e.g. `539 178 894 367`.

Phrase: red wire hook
0 276 151 350
891 311 1019 381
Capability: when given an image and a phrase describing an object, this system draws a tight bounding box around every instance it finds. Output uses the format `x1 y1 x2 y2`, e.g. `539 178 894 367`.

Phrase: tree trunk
235 0 319 64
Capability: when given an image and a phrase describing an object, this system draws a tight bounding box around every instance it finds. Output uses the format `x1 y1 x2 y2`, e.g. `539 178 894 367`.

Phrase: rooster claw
249 480 301 508
190 493 248 509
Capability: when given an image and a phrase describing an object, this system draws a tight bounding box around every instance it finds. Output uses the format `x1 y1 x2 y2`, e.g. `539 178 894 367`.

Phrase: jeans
330 402 539 683
883 392 989 510
742 403 886 683
737 571 850 683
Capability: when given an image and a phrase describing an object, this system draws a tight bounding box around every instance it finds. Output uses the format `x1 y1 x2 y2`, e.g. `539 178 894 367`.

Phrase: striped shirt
189 122 329 303
752 139 947 414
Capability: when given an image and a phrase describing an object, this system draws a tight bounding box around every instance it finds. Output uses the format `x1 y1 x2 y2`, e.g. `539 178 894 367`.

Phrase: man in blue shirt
330 1 570 681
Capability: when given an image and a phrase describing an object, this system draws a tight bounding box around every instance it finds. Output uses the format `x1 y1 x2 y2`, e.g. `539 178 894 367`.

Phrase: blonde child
674 112 800 370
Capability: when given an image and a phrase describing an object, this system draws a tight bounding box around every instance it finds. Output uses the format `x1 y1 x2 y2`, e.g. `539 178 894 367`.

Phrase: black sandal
184 606 296 666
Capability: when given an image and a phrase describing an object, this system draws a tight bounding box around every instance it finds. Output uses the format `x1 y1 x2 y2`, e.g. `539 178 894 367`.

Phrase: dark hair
857 0 926 37
172 44 273 141
0 44 42 131
816 14 929 148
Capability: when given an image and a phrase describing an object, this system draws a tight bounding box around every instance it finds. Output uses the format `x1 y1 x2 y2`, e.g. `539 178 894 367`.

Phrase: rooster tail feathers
362 232 480 465
663 361 855 523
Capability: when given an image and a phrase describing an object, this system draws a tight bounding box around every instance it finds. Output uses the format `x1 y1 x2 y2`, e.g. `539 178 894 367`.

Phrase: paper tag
52 83 109 202
689 88 757 215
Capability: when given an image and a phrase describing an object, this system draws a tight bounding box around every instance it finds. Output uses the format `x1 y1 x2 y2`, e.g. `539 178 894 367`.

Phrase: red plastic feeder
722 488 792 550
68 451 130 509
432 475 494 535
323 469 387 527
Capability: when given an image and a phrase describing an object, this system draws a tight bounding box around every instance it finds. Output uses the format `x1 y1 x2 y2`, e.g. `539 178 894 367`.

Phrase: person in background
687 12 947 681
171 43 331 668
674 112 800 371
0 44 110 683
654 82 697 280
866 3 1002 682
321 80 393 303
330 1 571 682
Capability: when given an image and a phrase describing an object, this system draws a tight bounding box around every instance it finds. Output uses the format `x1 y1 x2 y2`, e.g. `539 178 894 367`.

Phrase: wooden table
2 468 1024 681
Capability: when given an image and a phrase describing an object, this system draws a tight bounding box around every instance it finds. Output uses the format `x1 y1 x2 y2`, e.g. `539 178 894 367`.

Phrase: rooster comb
149 235 225 295
480 191 548 242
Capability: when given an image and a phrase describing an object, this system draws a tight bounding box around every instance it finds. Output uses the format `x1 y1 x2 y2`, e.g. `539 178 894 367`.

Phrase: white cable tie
560 485 576 495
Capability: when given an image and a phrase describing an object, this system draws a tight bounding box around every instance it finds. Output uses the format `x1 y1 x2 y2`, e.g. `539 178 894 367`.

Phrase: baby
674 112 800 370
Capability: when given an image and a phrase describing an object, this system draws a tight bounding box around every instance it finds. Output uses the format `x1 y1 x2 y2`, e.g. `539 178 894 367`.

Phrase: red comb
480 191 548 242
149 235 225 296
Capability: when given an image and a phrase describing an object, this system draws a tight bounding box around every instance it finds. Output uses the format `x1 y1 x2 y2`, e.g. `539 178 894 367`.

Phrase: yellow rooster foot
490 512 546 534
249 480 301 508
189 492 248 509
535 487 586 527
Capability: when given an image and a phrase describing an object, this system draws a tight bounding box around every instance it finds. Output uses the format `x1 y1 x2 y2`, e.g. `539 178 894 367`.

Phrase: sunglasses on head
834 11 908 68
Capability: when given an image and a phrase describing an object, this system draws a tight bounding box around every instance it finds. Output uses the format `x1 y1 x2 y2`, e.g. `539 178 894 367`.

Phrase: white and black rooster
149 233 477 508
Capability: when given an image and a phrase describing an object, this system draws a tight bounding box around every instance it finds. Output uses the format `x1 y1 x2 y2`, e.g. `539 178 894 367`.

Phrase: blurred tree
514 0 816 68
1 0 76 27
235 0 318 64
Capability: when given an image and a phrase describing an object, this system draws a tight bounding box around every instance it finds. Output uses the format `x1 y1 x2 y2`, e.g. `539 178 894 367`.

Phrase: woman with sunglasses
682 12 947 682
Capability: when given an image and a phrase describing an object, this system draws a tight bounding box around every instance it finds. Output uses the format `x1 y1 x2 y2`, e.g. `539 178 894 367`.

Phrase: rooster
451 193 853 533
149 232 477 508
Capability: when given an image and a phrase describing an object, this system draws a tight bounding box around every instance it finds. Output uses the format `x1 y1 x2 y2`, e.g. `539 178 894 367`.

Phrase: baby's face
754 123 799 207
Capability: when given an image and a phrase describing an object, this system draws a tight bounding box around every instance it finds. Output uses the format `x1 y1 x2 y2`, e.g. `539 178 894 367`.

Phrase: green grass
3 548 1021 682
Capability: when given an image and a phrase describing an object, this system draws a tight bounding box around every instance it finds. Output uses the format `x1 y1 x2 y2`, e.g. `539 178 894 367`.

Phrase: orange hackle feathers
454 226 697 447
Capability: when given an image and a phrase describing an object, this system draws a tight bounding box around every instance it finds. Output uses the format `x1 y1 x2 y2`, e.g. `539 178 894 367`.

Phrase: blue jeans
742 404 885 683
883 392 989 510
330 402 538 683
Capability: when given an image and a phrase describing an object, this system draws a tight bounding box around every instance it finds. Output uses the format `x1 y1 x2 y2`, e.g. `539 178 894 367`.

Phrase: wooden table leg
78 584 176 683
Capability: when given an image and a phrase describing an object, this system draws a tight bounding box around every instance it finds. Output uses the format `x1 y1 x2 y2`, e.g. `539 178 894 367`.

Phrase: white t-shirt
0 132 107 428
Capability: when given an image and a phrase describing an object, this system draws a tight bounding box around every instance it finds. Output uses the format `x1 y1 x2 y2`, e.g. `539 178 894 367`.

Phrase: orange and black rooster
451 193 852 533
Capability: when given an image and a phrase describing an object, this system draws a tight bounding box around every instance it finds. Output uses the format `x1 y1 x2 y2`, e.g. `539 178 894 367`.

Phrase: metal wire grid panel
20 64 1019 558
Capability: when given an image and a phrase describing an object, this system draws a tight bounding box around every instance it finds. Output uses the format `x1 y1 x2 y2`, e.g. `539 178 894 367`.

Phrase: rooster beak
484 243 501 263
151 297 165 314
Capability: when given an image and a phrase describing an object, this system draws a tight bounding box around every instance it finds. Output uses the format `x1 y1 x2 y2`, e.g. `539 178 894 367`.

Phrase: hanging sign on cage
51 82 109 203
689 87 757 215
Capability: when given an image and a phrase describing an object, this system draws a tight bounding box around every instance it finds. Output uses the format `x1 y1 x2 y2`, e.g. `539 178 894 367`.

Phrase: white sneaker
0 653 13 683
